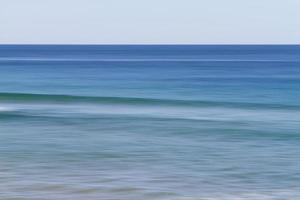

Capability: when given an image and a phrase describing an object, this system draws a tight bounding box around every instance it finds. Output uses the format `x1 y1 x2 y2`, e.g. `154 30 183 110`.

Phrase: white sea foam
0 105 16 112
190 190 300 200
56 103 300 126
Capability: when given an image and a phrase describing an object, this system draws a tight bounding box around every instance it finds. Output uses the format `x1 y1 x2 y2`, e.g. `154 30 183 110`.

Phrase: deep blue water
1 45 300 199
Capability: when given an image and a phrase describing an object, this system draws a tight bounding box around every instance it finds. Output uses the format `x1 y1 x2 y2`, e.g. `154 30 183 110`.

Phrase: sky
1 0 300 44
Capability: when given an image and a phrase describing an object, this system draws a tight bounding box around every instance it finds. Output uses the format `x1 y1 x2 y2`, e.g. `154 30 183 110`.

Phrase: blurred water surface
1 45 300 199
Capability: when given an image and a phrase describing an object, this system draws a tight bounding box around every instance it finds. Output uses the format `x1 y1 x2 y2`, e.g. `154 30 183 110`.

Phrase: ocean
0 45 300 199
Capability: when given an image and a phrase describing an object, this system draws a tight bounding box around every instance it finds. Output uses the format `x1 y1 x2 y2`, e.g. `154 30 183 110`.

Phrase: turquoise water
1 45 300 199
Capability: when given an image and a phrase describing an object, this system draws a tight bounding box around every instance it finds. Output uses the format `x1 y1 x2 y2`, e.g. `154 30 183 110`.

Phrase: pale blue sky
1 0 300 44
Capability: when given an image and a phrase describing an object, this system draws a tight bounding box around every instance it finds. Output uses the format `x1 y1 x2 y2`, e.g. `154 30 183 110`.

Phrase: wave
0 92 299 110
1 93 299 126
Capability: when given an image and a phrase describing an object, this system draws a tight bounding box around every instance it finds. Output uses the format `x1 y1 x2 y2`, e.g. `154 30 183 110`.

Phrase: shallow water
1 45 300 199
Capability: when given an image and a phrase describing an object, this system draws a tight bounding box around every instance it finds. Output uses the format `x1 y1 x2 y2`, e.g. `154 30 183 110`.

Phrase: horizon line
1 43 300 46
